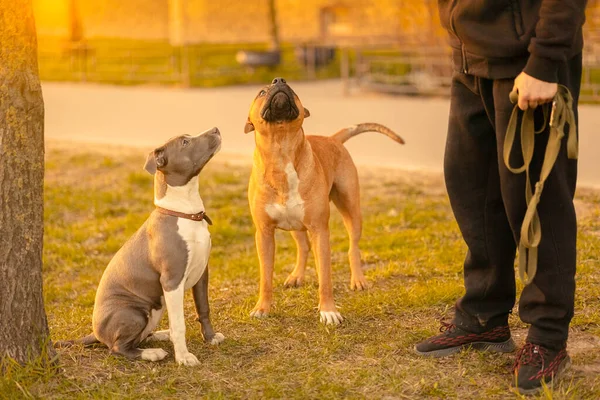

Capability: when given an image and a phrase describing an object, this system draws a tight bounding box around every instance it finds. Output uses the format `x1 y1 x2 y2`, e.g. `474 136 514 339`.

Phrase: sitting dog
244 77 405 325
57 127 224 366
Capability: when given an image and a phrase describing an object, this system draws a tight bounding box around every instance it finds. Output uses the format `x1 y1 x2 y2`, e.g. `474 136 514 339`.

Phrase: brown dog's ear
143 148 167 175
303 107 310 118
244 118 255 133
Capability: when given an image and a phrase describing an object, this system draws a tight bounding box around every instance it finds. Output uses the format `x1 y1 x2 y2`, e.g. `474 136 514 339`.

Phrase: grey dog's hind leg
101 308 168 362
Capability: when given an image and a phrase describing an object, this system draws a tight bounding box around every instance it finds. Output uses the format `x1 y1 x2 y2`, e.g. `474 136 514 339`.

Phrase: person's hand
512 72 557 111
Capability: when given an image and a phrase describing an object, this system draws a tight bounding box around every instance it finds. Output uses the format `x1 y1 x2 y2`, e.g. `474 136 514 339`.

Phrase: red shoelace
513 343 567 380
439 321 456 333
514 343 547 370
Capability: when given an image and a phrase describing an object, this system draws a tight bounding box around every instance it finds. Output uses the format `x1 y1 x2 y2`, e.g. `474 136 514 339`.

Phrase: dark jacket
437 0 588 82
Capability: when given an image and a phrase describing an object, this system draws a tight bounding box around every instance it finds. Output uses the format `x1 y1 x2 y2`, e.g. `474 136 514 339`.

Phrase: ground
1 141 599 399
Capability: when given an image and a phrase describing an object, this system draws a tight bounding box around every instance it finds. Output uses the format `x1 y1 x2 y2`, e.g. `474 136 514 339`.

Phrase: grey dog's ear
244 117 255 134
143 148 167 175
304 107 310 118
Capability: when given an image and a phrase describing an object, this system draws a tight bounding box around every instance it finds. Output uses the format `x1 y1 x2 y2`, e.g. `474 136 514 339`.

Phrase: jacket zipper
448 0 468 74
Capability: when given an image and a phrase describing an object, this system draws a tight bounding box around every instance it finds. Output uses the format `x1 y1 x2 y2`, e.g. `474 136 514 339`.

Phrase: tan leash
505 85 578 285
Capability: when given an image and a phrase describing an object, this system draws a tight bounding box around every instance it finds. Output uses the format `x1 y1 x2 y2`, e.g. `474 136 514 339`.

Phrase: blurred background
32 0 600 188
33 0 600 100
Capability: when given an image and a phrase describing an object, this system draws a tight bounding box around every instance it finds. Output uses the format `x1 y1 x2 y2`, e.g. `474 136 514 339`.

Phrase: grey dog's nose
272 77 286 85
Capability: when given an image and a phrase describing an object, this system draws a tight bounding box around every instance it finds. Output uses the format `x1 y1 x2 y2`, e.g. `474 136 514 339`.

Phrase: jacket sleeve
523 1 587 83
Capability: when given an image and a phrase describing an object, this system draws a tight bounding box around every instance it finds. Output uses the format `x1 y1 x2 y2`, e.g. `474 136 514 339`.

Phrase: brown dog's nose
272 77 286 85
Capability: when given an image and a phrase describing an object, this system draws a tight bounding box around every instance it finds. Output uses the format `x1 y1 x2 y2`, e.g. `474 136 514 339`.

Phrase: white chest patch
155 176 204 215
177 218 212 290
265 162 305 231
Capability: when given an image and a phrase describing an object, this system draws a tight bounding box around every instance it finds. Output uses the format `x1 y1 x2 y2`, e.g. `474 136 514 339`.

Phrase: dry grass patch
1 141 599 399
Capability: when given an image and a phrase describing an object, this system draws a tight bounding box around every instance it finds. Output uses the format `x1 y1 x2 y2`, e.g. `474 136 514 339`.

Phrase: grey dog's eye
258 90 266 97
182 138 190 147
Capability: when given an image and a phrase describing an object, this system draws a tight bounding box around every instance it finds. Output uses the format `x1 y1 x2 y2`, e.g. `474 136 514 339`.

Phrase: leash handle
504 84 578 286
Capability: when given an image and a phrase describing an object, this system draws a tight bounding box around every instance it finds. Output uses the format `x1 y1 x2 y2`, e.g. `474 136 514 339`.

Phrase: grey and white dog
58 127 224 366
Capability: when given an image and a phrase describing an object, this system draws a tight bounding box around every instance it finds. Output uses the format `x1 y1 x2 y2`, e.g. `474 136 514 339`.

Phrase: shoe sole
515 356 571 396
414 338 517 358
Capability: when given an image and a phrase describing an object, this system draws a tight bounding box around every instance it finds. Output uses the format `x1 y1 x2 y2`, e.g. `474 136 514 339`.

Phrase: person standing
414 0 588 395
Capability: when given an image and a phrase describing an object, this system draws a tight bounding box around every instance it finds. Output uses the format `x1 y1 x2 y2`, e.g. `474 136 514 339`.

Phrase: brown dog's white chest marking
265 162 305 231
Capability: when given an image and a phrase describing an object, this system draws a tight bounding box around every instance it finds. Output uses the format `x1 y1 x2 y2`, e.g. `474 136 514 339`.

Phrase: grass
1 141 600 399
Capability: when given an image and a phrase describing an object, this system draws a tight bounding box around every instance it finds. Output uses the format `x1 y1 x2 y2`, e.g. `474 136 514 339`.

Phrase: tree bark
68 0 84 43
267 0 280 50
0 0 54 364
167 0 186 46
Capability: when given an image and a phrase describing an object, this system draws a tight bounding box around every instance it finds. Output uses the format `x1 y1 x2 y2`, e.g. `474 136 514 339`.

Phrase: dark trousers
445 55 581 350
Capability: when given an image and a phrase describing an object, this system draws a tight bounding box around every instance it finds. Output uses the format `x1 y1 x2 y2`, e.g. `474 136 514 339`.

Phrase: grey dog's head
144 127 221 186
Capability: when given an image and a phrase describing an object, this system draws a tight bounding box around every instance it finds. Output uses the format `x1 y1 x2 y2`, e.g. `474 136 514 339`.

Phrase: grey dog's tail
54 333 100 348
332 123 405 145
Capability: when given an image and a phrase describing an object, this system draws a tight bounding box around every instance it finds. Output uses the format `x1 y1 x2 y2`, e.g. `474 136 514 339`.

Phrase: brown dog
244 77 405 325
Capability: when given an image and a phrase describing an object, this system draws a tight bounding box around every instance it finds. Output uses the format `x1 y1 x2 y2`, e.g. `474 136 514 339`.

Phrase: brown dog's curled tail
332 123 405 145
54 333 100 348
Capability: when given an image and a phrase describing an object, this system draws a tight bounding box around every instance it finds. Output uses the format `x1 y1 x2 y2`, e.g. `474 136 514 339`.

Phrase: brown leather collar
155 206 213 225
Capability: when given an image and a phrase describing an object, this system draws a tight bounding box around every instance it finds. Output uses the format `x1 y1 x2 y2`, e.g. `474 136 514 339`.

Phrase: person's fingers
518 95 529 111
528 100 539 109
509 89 519 104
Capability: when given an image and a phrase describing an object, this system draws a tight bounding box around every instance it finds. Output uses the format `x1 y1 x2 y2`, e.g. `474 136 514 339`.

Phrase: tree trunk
267 0 280 50
167 0 186 46
0 0 54 364
68 0 84 43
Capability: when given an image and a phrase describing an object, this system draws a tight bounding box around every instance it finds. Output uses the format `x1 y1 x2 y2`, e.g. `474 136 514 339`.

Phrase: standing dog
58 128 224 366
244 77 405 325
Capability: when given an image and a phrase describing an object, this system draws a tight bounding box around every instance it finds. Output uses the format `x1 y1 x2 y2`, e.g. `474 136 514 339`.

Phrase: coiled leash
504 85 578 285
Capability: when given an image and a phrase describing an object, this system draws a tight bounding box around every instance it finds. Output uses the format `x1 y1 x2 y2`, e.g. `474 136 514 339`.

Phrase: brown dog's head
143 127 221 186
244 77 310 134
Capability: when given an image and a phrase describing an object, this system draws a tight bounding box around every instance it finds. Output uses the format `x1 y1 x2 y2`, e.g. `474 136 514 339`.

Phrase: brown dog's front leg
192 266 225 345
311 227 343 325
284 230 310 288
250 228 275 318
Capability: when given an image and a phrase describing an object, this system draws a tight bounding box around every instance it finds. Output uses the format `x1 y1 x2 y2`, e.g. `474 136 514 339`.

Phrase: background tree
267 0 280 51
68 0 84 43
0 0 55 364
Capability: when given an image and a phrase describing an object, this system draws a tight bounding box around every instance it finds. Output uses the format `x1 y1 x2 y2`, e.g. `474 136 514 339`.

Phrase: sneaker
513 343 571 395
414 320 516 358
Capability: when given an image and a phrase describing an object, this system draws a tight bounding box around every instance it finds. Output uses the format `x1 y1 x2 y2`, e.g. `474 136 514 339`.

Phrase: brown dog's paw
250 301 271 319
350 275 369 291
284 274 304 288
319 310 344 325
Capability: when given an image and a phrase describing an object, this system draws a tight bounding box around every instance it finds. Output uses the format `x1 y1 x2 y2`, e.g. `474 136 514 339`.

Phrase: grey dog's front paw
175 351 200 366
209 332 225 345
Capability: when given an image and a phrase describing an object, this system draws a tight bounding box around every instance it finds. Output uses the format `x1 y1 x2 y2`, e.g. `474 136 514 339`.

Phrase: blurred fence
345 42 600 103
38 36 600 102
347 46 453 97
37 39 343 87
